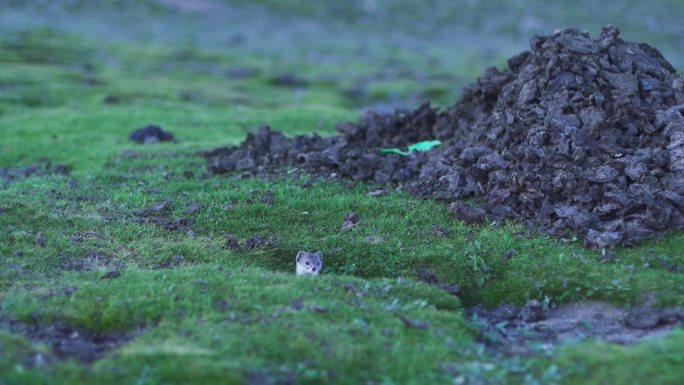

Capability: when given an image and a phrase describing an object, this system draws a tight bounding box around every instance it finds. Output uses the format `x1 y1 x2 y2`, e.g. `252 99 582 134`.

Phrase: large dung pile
205 26 684 248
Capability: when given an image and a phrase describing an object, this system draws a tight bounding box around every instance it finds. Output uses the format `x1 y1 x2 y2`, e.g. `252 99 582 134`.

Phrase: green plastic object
379 140 442 156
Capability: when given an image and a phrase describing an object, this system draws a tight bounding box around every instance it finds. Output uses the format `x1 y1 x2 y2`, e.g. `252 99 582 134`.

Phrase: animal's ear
315 251 322 260
296 251 305 262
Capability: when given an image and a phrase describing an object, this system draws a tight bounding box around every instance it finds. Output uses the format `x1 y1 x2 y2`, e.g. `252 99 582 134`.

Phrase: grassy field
1 1 684 384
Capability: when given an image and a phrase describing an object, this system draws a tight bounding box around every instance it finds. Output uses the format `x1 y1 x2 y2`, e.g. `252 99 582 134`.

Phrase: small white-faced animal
296 251 322 275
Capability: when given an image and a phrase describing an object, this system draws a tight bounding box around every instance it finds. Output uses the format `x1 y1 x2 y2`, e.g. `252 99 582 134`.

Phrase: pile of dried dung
205 26 684 248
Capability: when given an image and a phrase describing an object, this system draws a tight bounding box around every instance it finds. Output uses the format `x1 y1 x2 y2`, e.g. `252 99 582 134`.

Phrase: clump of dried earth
129 124 175 144
205 26 684 248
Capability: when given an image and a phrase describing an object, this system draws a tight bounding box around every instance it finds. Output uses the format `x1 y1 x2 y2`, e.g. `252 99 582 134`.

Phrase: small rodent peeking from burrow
296 251 322 275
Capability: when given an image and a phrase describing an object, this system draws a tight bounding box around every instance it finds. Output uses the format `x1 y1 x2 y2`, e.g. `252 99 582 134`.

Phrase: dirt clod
205 26 684 247
129 125 174 144
341 211 360 231
35 232 45 247
501 250 517 263
244 235 277 250
520 299 546 323
430 225 450 237
185 202 202 215
269 74 308 88
134 201 195 233
438 284 462 297
259 190 275 206
447 201 487 224
224 233 242 251
103 95 120 104
139 201 173 217
100 270 121 280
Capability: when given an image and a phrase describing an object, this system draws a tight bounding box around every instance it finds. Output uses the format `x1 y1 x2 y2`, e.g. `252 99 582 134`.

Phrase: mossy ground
1 1 684 384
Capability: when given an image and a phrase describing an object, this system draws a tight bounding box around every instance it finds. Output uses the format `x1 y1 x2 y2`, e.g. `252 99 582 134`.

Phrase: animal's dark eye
305 261 310 265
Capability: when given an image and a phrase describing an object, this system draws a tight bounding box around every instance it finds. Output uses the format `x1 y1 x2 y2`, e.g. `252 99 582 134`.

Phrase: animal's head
296 251 322 275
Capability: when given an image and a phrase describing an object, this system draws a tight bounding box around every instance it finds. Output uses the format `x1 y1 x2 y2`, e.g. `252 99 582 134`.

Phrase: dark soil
205 26 684 247
59 252 124 272
3 318 137 364
468 301 684 354
222 233 278 252
0 158 69 186
133 201 195 232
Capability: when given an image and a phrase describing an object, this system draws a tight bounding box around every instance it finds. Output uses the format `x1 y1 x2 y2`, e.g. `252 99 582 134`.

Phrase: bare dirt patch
2 318 138 364
468 301 684 354
0 158 69 186
133 201 196 233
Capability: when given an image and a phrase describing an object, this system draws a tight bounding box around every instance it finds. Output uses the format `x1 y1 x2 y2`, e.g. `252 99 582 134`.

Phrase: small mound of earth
468 301 684 354
129 125 175 144
205 26 684 247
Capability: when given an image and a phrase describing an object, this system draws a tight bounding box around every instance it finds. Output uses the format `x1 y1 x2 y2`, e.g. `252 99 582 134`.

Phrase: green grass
1 1 684 384
1 266 470 384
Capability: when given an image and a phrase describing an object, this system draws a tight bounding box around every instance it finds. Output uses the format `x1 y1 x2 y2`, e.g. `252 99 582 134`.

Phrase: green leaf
407 140 442 152
379 140 442 156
